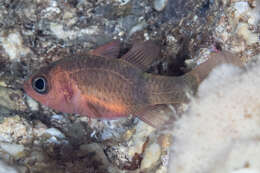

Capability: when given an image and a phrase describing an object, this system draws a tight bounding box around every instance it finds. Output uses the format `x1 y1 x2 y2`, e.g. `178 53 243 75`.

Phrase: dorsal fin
89 40 121 58
121 40 161 71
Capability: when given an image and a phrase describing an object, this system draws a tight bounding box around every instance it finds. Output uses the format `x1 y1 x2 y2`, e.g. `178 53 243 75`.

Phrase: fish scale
23 41 243 128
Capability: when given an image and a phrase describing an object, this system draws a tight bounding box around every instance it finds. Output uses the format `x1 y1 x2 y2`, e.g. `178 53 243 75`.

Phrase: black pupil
35 78 45 90
32 76 48 94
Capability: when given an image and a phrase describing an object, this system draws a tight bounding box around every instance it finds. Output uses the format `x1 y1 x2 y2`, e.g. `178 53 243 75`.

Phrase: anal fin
136 104 179 129
89 40 121 58
121 40 161 71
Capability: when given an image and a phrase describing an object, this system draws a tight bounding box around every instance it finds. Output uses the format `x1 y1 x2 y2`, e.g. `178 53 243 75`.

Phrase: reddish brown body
24 54 190 118
23 41 243 127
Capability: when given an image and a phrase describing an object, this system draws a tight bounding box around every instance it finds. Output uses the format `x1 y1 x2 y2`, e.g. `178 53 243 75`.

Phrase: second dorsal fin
121 40 161 71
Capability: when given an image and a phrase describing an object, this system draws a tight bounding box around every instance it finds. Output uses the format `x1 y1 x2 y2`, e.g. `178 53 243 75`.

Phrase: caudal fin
189 51 244 83
140 51 244 128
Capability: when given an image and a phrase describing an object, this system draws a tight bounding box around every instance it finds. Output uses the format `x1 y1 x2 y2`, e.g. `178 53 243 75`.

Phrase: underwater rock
0 31 31 61
168 55 260 173
0 0 259 172
153 0 168 12
236 23 259 45
25 95 39 111
0 143 25 158
0 86 26 115
141 143 161 169
0 116 33 144
0 160 19 173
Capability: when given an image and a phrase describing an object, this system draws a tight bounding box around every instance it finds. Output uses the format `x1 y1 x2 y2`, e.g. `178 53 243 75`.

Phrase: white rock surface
236 23 259 45
233 1 260 25
0 160 18 173
115 0 131 6
168 55 260 173
247 0 260 25
153 0 168 12
0 31 30 61
233 1 250 17
128 121 155 157
44 128 65 139
50 23 99 40
212 139 260 173
0 143 24 157
0 116 33 144
26 95 39 111
141 143 161 169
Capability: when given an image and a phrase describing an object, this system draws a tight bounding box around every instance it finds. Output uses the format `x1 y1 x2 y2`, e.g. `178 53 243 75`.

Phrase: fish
23 40 243 128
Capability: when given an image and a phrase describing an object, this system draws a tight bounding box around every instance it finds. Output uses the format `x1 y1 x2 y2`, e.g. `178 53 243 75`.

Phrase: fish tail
139 51 244 128
189 51 244 83
147 51 244 105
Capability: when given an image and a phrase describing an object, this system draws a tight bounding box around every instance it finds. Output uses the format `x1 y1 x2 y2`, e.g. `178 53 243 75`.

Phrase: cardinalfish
23 40 243 128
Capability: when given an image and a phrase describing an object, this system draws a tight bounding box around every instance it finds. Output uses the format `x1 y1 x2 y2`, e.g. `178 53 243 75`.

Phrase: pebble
0 116 33 144
50 22 100 40
0 143 25 158
129 21 147 37
232 1 260 26
247 0 260 25
141 143 161 169
41 0 61 19
0 160 18 173
32 120 48 138
51 114 67 124
0 86 26 112
115 0 131 6
0 31 30 61
233 1 250 18
26 95 39 111
236 23 258 45
128 121 155 156
44 128 65 139
153 0 168 12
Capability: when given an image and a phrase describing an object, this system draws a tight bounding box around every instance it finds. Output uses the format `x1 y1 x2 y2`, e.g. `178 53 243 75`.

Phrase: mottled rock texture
0 0 259 172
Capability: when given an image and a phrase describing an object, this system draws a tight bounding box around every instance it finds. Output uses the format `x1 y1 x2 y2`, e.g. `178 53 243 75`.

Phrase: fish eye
32 76 48 94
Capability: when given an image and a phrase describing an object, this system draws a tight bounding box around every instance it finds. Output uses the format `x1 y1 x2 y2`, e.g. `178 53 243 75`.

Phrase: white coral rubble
168 55 260 173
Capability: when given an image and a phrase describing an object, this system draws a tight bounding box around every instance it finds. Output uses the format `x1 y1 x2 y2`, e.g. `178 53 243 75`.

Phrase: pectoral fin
89 40 121 58
136 104 179 129
121 40 161 71
87 102 103 118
